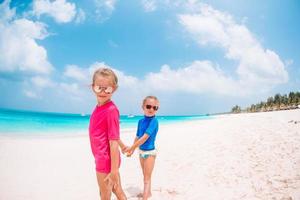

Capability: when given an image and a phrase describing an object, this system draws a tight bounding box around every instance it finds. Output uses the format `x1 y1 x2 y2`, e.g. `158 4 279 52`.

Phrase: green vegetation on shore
231 92 300 113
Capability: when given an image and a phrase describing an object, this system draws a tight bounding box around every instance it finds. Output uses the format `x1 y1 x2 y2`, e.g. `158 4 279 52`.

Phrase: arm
132 134 149 150
117 139 128 154
107 140 120 187
110 140 119 173
105 107 121 187
127 134 149 156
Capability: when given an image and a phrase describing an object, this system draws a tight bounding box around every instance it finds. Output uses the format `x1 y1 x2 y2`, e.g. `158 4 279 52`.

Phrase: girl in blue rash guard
126 96 159 200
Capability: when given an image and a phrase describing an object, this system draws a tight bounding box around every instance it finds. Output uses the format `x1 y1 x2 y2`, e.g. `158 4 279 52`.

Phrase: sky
0 0 299 115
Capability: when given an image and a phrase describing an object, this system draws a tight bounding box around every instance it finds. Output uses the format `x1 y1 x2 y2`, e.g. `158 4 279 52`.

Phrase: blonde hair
92 68 118 87
143 95 159 105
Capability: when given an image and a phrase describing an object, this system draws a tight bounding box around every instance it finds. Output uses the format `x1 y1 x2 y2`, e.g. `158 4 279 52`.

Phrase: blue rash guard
136 115 159 151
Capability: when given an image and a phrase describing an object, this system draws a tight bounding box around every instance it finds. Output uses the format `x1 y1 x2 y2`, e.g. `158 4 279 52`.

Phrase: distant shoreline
0 107 218 117
0 108 212 136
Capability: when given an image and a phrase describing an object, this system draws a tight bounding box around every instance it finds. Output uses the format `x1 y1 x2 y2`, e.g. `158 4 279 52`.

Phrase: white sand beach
1 109 300 200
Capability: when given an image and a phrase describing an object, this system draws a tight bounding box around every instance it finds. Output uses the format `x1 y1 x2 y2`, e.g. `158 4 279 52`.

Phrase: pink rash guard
89 101 120 173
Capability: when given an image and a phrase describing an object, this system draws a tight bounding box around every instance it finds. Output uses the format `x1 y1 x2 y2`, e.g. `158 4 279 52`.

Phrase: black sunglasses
145 105 159 111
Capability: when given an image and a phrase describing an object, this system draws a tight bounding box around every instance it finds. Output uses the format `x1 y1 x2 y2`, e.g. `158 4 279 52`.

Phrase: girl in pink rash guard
89 68 127 200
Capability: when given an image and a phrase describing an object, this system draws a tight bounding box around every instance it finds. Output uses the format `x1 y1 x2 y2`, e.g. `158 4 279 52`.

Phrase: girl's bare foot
137 192 152 199
137 193 143 198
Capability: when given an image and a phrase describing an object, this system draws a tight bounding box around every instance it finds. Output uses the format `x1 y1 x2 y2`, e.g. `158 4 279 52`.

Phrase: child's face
92 75 115 105
142 98 159 117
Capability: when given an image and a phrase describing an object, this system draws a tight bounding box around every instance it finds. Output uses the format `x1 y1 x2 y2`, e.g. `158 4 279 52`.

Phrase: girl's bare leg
96 172 112 200
112 172 127 200
139 156 146 177
140 156 156 200
137 157 145 198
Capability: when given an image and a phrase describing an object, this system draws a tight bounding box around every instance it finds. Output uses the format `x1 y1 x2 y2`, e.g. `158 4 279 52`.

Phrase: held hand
121 146 130 154
126 146 135 157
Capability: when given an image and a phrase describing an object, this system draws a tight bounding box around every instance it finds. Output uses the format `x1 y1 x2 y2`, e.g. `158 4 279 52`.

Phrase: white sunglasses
93 85 113 94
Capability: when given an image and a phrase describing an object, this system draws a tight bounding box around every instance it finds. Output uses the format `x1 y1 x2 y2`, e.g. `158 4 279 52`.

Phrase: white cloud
0 17 53 74
21 76 55 100
89 62 138 87
61 62 138 96
132 1 288 95
132 1 288 96
33 0 76 23
0 1 57 102
31 76 54 88
142 0 157 12
0 0 16 23
64 62 104 84
62 62 110 85
104 0 116 10
59 82 80 95
60 62 127 101
64 65 88 81
61 60 247 99
178 3 288 94
75 61 238 96
58 3 287 98
89 61 109 75
94 0 117 22
75 8 86 24
23 90 39 98
144 61 238 95
142 0 202 12
114 69 139 88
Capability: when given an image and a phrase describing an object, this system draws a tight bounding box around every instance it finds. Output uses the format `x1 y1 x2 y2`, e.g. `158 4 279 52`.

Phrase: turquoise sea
0 108 212 136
